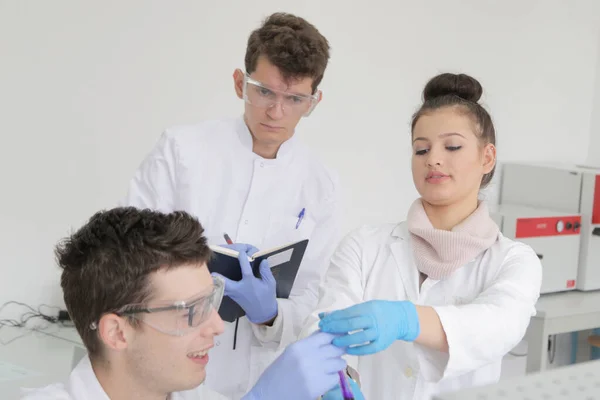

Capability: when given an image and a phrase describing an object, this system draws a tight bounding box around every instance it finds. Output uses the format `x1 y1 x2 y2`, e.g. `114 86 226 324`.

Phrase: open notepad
208 239 309 322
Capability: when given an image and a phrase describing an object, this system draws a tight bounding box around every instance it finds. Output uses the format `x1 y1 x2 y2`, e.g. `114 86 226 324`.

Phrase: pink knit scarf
406 198 499 280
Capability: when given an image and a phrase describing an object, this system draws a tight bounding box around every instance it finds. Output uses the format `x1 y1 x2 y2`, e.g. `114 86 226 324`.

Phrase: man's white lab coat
20 356 226 399
123 116 340 399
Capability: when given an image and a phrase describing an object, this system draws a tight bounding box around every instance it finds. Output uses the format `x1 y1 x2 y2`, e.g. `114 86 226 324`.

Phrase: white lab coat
301 222 542 400
20 355 226 400
122 116 340 399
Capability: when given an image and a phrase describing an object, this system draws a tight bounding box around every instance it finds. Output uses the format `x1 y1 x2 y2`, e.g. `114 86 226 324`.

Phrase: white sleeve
297 229 366 371
120 131 179 212
415 243 543 382
252 174 342 348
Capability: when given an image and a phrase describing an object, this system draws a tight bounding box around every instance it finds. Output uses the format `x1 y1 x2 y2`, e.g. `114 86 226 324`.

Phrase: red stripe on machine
515 216 582 238
593 175 600 224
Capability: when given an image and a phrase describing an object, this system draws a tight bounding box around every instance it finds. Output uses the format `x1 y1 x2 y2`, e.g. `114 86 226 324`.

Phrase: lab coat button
244 220 249 225
404 366 413 378
260 162 265 167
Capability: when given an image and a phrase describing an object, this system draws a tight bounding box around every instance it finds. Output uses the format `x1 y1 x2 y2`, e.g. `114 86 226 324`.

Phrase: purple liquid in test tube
338 370 354 400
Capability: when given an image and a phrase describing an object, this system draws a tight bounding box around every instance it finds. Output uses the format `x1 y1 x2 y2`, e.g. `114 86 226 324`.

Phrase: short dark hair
55 207 212 359
245 12 330 93
411 73 497 188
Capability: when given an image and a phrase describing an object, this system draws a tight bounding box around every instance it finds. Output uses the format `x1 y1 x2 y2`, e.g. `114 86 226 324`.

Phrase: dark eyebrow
412 132 465 143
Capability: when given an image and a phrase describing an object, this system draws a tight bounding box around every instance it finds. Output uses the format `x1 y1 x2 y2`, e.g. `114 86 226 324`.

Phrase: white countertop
0 325 84 399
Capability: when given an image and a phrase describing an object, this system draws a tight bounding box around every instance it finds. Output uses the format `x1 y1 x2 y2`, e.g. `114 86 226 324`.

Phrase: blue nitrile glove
318 300 420 355
211 243 278 324
322 375 364 400
241 331 347 400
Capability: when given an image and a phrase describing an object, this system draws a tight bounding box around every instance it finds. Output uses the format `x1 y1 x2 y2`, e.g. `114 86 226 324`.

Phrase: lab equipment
242 331 347 400
318 300 420 355
338 370 354 400
433 358 600 399
492 205 582 294
321 373 364 400
499 162 600 290
524 290 600 373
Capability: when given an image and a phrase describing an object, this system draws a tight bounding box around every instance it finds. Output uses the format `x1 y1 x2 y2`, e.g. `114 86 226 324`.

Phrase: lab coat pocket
267 215 316 245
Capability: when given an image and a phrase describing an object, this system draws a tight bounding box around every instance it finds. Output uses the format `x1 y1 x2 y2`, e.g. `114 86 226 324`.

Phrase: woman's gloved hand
318 300 420 355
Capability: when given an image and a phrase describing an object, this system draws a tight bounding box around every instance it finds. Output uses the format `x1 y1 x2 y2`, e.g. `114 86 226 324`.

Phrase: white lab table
0 325 84 399
433 359 600 400
526 290 600 373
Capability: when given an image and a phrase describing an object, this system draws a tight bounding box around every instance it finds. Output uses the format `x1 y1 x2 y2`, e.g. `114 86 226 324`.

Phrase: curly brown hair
245 12 330 93
55 207 212 359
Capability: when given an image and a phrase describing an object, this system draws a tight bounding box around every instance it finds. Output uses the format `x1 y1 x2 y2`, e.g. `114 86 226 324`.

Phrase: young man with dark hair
123 12 342 398
21 208 347 399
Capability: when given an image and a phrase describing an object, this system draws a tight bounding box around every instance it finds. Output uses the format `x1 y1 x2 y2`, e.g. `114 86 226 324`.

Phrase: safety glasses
242 74 319 117
91 275 225 337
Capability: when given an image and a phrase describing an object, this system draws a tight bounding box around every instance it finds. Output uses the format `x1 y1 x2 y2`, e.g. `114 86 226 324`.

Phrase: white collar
67 356 111 399
234 115 298 165
391 221 408 239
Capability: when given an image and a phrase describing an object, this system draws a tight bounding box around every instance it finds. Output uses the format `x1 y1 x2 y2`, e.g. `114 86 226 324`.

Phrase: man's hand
212 243 278 324
242 332 347 400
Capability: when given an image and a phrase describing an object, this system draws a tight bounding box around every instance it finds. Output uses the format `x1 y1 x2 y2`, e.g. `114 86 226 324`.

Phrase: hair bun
423 73 483 103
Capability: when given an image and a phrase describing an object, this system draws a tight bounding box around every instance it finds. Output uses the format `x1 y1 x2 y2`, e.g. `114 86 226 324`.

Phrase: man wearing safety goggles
21 208 348 400
122 12 341 399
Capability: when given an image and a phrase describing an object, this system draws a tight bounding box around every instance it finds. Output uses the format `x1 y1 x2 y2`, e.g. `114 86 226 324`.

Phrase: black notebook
207 239 309 322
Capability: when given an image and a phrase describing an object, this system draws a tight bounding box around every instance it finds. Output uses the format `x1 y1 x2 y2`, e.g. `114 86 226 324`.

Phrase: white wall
2 1 600 369
588 28 600 166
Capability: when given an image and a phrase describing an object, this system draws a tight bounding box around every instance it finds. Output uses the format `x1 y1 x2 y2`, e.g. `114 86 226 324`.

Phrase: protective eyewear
91 275 225 337
242 74 319 117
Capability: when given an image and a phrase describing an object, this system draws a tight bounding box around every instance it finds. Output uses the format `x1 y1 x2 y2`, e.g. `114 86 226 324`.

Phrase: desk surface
0 326 83 399
434 359 600 400
35 324 82 345
535 290 600 318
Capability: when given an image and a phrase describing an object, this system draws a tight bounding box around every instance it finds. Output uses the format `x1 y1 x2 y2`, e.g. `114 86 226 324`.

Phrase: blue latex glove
211 243 278 324
318 300 420 355
322 376 364 400
242 331 347 400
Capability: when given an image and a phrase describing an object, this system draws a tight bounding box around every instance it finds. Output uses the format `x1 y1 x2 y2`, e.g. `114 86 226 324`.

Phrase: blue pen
295 208 306 229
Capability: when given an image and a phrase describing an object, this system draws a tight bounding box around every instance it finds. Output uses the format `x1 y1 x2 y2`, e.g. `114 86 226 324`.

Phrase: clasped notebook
207 239 309 322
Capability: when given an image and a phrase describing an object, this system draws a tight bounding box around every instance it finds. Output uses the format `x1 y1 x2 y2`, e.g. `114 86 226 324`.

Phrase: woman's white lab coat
122 117 340 399
302 222 542 400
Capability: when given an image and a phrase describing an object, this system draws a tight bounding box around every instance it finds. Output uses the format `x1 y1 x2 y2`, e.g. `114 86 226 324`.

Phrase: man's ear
98 314 130 352
233 69 245 99
483 143 496 174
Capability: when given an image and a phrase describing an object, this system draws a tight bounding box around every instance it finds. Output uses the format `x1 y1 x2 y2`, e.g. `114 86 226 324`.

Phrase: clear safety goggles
92 275 225 337
242 74 319 117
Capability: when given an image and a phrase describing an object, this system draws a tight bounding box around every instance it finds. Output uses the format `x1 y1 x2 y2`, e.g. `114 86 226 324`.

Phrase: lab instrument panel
499 163 600 291
492 205 581 294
